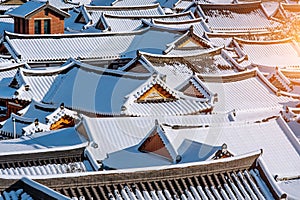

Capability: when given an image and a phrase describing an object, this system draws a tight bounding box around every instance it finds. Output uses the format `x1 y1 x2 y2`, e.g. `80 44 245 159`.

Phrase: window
34 20 41 34
44 19 50 34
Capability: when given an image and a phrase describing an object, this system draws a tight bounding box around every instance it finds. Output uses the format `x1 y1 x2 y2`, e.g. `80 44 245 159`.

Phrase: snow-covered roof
76 4 165 26
199 69 298 116
0 151 283 200
0 127 87 154
0 113 33 137
35 0 89 10
112 0 160 6
17 99 57 123
163 26 215 55
45 105 77 126
92 12 195 32
143 17 210 39
11 65 71 102
103 116 300 178
272 3 300 21
80 114 232 161
0 161 87 176
174 0 195 11
139 48 234 75
0 15 13 36
234 37 300 69
1 177 70 200
41 63 149 116
121 75 212 116
120 53 193 87
4 59 202 117
7 0 70 18
0 62 21 82
0 4 19 12
2 27 183 63
22 120 50 136
90 0 159 6
0 100 77 136
196 2 282 32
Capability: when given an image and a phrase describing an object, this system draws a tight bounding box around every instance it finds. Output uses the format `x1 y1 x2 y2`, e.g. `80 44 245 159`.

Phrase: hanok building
0 100 78 138
270 3 300 40
74 113 299 199
0 26 184 65
0 59 213 117
6 0 70 34
0 125 95 176
188 2 282 33
230 37 300 73
68 3 165 30
122 48 237 77
0 177 70 200
36 0 91 11
0 150 290 199
272 3 300 22
198 69 298 119
0 61 28 120
90 12 195 33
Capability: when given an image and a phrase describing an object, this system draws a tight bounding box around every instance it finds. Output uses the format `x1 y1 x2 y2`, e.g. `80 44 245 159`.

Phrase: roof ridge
85 3 161 10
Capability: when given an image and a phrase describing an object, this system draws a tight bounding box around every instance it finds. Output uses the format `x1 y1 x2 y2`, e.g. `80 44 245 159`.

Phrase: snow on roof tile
13 67 64 102
22 120 50 136
36 0 83 10
112 0 159 7
6 1 45 18
81 113 231 161
140 48 234 75
0 15 13 36
3 27 183 63
0 62 21 81
234 37 300 68
81 4 165 25
199 69 298 115
156 117 300 178
93 12 195 32
0 126 87 154
121 75 212 116
83 113 300 178
198 2 281 32
45 105 77 125
17 99 56 123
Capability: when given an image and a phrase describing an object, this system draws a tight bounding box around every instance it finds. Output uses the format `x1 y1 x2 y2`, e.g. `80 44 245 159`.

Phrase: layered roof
102 116 300 178
93 12 195 32
80 113 231 161
233 37 300 69
142 17 210 37
1 177 70 200
163 26 215 55
195 2 281 32
0 151 285 200
272 3 300 21
0 127 87 154
5 59 213 116
137 48 235 76
121 75 212 116
0 62 27 99
75 4 165 26
2 27 183 63
198 69 298 116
